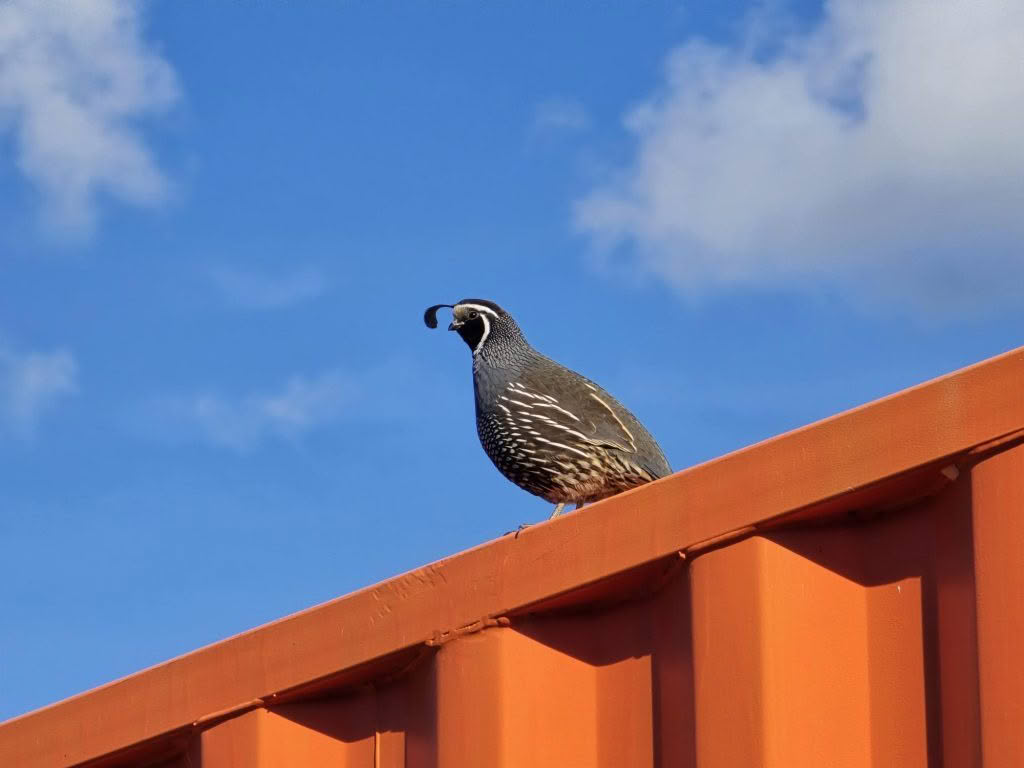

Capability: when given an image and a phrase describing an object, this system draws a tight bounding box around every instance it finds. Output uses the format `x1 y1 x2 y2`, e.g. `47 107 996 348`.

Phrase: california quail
425 299 671 519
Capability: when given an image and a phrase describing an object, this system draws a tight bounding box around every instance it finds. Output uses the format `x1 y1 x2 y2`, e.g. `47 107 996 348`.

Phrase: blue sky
1 0 1022 720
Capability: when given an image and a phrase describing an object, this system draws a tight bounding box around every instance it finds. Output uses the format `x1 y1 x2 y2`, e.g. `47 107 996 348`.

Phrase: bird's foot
506 522 534 539
506 502 570 538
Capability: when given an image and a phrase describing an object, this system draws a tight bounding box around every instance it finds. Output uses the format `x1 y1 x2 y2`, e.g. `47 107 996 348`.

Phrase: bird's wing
499 376 638 455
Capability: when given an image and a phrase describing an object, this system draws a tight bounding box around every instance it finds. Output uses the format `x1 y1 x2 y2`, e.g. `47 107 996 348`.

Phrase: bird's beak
448 320 463 331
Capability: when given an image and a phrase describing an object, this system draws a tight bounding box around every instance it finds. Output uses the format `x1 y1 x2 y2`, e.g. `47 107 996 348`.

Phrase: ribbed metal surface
2 347 1023 768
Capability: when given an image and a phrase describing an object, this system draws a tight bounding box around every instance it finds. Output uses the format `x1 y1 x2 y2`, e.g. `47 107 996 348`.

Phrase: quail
425 299 671 519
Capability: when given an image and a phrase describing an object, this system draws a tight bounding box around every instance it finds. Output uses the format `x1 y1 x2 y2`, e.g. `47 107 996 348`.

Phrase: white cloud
575 0 1024 312
130 359 419 452
151 371 350 451
0 345 78 437
208 265 328 310
0 0 179 236
532 98 590 136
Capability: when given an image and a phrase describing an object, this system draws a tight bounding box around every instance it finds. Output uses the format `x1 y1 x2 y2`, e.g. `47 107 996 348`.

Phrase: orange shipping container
1 346 1023 767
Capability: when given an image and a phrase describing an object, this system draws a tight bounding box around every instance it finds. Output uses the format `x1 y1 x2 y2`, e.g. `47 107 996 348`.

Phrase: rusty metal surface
1 346 1023 767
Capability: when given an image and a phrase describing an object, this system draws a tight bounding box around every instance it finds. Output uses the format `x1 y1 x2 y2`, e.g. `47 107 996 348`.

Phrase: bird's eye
469 310 479 319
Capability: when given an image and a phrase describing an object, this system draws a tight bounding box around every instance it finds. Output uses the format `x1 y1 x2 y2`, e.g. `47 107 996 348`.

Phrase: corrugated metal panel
2 346 1023 768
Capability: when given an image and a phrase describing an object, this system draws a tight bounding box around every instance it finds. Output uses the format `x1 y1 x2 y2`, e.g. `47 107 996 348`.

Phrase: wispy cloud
575 0 1024 313
533 98 591 136
0 345 78 438
0 0 179 237
139 370 351 451
130 357 422 452
207 265 328 310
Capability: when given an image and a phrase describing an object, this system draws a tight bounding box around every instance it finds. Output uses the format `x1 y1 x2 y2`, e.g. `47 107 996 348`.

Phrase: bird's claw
506 522 534 539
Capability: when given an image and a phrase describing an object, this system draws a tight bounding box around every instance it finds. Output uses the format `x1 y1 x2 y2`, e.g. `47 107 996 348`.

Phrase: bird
424 298 671 520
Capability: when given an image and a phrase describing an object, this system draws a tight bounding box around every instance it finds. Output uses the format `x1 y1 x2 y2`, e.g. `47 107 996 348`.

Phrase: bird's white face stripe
453 303 499 356
457 303 500 319
472 314 491 355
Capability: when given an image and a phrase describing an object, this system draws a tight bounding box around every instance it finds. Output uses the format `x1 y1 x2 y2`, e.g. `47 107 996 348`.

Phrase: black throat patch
456 315 488 351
